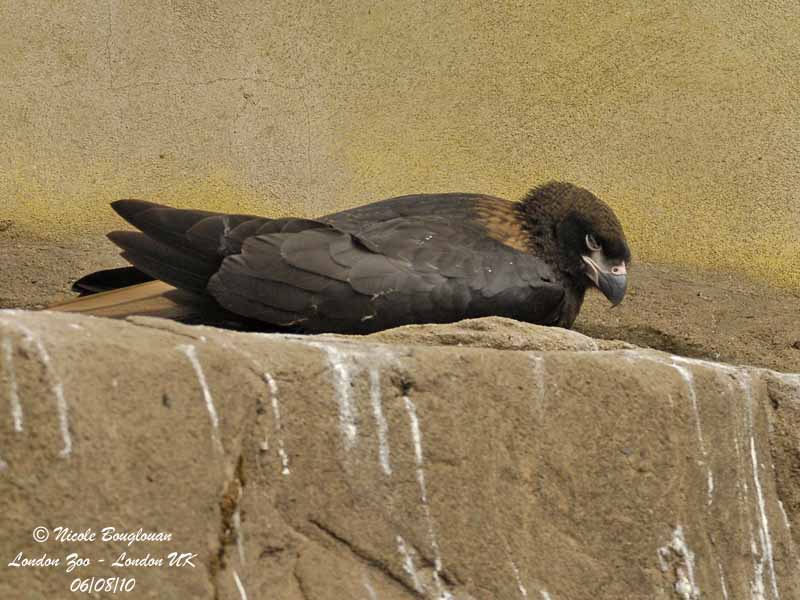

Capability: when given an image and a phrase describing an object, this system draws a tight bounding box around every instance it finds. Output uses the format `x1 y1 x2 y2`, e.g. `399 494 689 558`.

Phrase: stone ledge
0 310 799 599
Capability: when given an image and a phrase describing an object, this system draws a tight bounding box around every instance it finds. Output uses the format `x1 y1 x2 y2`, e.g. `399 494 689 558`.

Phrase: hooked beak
582 253 628 306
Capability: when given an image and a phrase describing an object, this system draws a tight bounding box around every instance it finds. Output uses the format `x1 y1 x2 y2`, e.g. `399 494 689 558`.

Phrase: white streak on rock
2 337 23 432
723 374 749 485
718 562 730 600
233 508 245 564
178 344 223 454
310 343 359 449
622 349 738 376
729 380 758 587
403 395 453 600
778 500 791 530
303 340 401 471
669 363 713 503
529 354 546 411
540 592 552 600
51 382 69 457
369 367 392 475
657 526 700 600
752 540 766 599
670 354 737 375
739 373 780 600
751 437 779 599
771 461 793 532
625 351 715 504
264 373 290 475
509 559 529 598
669 364 702 446
215 342 289 475
3 322 72 457
707 471 715 503
768 375 800 558
656 546 670 572
771 372 800 393
396 535 424 593
363 574 379 600
232 569 248 600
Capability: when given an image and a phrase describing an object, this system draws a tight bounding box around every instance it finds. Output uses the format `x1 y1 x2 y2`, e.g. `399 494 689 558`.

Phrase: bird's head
523 181 631 305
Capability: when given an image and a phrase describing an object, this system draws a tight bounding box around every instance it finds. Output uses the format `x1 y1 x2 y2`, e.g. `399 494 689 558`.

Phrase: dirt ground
1 224 798 373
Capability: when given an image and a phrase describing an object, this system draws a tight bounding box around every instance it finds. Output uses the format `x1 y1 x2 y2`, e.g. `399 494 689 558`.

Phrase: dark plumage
52 181 631 333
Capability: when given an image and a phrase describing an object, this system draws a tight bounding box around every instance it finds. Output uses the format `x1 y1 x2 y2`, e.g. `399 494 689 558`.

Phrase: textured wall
1 1 798 288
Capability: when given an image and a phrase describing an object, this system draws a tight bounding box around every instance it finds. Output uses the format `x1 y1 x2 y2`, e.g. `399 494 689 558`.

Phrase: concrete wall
1 1 798 289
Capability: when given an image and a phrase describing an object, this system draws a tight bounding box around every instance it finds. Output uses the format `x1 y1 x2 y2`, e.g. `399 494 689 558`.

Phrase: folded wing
56 197 566 333
209 213 565 332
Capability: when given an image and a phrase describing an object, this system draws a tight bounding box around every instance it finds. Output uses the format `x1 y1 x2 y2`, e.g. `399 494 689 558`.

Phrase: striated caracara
50 181 631 333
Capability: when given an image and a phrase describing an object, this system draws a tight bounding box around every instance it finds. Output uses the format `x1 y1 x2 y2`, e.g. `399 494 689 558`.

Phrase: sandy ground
1 225 798 373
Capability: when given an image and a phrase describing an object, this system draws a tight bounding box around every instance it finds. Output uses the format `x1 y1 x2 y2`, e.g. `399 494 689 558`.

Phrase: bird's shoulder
322 192 537 253
322 192 499 227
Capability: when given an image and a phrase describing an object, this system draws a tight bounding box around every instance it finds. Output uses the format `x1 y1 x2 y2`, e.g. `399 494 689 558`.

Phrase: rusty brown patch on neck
473 198 532 253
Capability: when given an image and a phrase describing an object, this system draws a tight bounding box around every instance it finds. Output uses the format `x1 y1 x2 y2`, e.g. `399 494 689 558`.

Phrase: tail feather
111 199 263 258
112 199 221 257
108 230 217 293
48 199 319 329
102 200 274 293
72 267 153 295
49 281 224 321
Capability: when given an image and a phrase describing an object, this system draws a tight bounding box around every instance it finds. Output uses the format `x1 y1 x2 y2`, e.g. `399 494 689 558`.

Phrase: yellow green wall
2 1 798 288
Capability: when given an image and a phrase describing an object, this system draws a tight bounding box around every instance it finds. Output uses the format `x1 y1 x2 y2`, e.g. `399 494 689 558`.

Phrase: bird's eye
585 234 602 252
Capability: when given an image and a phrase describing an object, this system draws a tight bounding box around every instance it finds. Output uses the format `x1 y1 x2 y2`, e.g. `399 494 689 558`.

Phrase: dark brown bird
50 181 631 333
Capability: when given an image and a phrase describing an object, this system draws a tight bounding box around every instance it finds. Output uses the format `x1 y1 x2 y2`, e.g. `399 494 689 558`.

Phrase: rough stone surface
1 310 799 599
364 316 634 352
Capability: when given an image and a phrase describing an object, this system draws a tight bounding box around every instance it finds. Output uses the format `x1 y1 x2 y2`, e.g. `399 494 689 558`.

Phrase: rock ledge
1 310 799 599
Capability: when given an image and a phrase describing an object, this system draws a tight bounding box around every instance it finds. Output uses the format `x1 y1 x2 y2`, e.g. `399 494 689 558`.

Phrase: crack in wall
293 561 313 600
210 454 246 600
308 518 420 598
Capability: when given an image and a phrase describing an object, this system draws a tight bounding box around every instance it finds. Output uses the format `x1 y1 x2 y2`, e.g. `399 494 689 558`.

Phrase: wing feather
90 194 567 332
209 201 564 331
